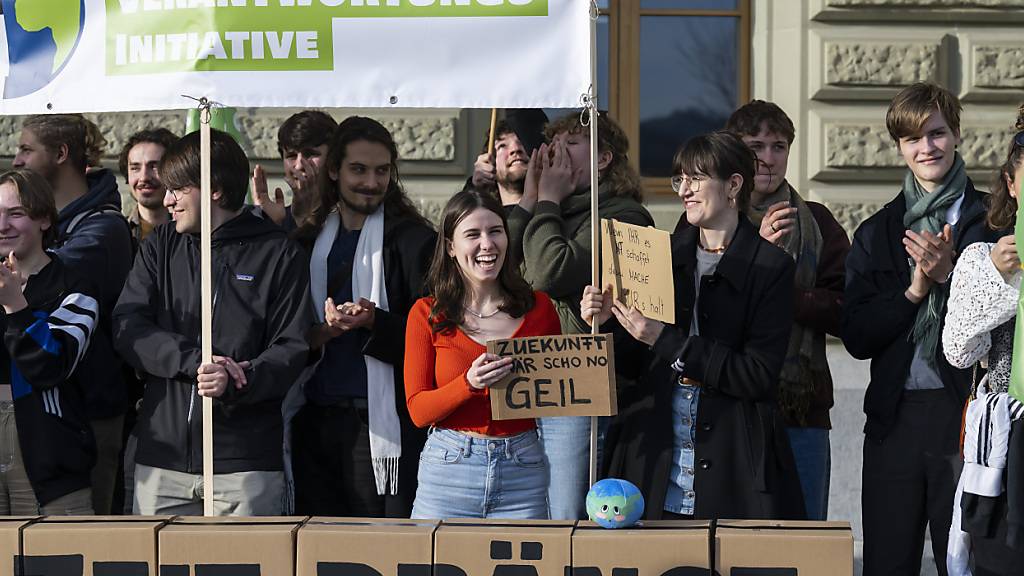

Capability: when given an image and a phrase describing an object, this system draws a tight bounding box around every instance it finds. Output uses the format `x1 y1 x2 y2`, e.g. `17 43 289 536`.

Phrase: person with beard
506 111 654 520
252 110 338 231
119 128 178 246
113 129 313 515
842 83 999 575
13 114 133 515
117 127 179 513
289 116 436 517
468 110 549 208
717 101 850 521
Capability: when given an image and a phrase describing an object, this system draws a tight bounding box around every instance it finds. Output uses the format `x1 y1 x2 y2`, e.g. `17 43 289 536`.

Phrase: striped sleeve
5 291 99 393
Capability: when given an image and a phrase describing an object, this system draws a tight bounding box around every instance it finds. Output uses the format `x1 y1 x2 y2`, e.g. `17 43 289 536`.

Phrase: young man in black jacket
13 114 133 515
113 129 314 515
0 169 98 515
842 82 999 575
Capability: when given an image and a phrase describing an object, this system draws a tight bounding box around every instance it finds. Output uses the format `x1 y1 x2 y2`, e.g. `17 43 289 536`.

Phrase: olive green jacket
507 183 654 335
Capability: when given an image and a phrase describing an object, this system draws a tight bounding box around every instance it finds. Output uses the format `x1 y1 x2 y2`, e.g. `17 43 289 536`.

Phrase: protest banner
487 334 616 420
0 0 589 113
601 218 675 324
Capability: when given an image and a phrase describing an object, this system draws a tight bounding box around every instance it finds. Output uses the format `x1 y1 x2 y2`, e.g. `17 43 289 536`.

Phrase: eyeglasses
166 188 192 202
670 175 707 194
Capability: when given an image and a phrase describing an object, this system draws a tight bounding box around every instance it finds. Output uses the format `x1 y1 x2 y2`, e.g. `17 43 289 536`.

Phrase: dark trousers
862 389 961 576
292 402 390 517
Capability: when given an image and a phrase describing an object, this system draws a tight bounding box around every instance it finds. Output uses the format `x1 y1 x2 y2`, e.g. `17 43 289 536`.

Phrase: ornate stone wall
757 1 1024 236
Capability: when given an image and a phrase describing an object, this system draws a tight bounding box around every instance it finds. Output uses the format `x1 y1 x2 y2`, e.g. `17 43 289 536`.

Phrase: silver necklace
465 305 501 319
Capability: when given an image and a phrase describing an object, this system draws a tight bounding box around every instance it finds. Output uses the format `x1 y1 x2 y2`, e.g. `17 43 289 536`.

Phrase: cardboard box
434 519 575 576
297 517 438 576
571 520 710 576
0 517 39 576
158 516 305 576
715 520 854 576
16 516 172 576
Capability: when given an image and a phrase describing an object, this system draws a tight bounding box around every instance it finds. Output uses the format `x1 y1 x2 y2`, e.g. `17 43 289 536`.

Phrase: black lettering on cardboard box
160 565 189 576
195 564 262 576
730 569 797 576
94 561 150 576
15 554 83 576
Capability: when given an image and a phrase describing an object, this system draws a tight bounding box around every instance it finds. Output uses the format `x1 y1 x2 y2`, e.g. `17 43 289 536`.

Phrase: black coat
604 217 806 520
841 182 998 443
114 211 314 474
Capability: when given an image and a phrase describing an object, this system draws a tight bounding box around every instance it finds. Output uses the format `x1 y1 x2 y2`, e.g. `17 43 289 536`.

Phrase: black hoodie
113 210 314 474
53 168 133 420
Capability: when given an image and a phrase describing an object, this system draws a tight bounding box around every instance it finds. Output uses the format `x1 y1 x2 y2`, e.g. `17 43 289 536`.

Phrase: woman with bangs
581 131 805 520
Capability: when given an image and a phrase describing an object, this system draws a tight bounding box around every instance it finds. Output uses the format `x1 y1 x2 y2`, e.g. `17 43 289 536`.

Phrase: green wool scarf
902 152 967 365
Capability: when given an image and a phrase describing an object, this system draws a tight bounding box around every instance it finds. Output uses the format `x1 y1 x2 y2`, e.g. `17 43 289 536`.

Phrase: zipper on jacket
186 382 196 473
187 259 230 475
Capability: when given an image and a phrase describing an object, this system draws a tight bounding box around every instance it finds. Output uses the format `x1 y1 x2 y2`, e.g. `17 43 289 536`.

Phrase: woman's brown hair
544 111 643 202
0 169 59 248
426 189 534 334
987 104 1024 231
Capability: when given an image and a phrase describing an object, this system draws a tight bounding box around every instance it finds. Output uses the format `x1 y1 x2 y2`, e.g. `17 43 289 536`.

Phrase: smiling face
0 181 49 260
494 131 528 189
163 185 200 234
127 141 167 211
898 108 961 192
447 207 507 290
679 170 741 229
330 139 392 216
741 125 790 199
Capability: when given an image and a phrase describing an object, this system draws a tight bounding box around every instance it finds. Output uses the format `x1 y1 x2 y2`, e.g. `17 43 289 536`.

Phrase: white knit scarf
310 207 402 495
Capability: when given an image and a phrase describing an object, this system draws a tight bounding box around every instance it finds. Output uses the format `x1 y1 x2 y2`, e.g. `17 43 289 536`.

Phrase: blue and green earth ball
586 478 644 528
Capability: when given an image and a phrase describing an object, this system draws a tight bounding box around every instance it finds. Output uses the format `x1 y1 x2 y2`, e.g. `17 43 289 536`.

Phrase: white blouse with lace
942 241 1022 394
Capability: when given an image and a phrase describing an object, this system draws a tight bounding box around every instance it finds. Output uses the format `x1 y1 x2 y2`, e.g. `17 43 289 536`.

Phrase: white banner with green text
0 0 589 113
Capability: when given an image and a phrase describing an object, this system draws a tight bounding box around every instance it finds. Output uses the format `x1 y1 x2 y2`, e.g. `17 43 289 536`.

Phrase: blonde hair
885 82 962 142
22 114 106 172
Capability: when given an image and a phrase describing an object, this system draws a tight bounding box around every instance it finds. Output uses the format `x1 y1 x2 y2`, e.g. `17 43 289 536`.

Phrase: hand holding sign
467 353 514 390
580 284 613 327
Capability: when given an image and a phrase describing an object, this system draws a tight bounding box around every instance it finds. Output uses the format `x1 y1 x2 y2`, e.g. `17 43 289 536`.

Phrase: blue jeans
411 428 549 520
537 416 591 520
786 427 831 520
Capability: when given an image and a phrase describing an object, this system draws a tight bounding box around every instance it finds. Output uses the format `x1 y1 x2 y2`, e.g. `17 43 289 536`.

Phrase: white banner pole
587 0 600 489
199 100 215 517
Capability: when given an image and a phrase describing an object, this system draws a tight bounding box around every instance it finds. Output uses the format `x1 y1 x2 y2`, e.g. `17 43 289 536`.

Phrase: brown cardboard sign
434 519 574 576
19 516 172 576
573 520 710 576
601 218 675 324
715 520 854 576
158 516 305 576
297 517 438 576
487 334 617 419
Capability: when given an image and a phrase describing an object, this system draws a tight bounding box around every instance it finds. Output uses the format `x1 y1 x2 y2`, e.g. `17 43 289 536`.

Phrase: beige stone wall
0 108 475 220
753 0 1024 235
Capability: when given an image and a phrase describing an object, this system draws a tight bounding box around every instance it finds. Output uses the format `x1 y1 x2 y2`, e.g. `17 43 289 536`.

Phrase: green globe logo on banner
1 0 85 98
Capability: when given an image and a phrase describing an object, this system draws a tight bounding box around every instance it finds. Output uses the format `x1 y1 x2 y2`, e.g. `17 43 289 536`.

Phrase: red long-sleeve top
404 291 561 436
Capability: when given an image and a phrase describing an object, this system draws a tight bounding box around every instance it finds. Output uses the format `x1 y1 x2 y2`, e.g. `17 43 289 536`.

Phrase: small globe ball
586 478 644 529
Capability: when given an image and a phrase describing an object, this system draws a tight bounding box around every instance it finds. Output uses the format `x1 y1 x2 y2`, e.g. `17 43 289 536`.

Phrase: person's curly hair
987 104 1024 231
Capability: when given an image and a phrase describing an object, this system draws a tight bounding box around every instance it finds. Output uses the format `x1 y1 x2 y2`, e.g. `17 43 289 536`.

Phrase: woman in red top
405 189 560 519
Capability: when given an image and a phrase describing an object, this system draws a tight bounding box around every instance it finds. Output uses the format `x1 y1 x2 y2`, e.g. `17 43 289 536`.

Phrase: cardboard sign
601 218 675 324
487 334 617 420
18 516 172 576
158 516 304 576
297 517 438 576
716 520 854 576
572 520 710 576
434 520 574 576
